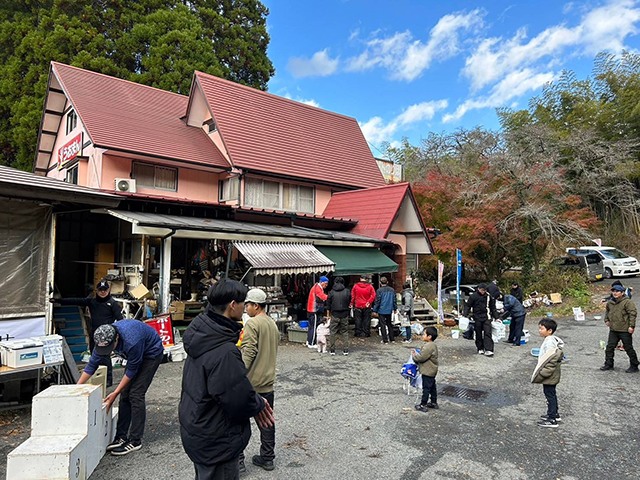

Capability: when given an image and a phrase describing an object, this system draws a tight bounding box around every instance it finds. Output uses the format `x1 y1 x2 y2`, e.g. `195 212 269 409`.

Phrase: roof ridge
52 62 187 99
194 70 358 122
331 182 409 196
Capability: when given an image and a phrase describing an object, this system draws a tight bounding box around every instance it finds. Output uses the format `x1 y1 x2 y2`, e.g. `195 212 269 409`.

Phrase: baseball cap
96 280 110 291
611 285 625 292
93 324 117 355
245 288 267 304
320 276 329 283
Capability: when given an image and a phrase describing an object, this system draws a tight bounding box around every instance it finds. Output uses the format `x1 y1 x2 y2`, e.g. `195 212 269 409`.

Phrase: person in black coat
179 280 274 479
511 282 524 303
487 279 501 299
52 280 123 386
326 277 351 355
463 284 499 356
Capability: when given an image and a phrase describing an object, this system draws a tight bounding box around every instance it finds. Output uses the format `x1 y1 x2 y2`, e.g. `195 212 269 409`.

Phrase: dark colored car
551 253 604 281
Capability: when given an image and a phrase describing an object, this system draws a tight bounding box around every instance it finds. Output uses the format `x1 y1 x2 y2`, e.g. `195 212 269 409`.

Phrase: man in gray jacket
601 285 638 373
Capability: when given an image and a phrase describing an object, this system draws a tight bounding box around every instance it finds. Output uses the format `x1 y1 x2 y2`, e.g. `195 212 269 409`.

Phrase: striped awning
234 242 335 275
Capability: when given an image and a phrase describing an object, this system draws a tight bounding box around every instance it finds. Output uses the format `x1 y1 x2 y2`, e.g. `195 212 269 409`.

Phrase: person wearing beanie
306 276 329 348
463 283 499 356
601 285 638 373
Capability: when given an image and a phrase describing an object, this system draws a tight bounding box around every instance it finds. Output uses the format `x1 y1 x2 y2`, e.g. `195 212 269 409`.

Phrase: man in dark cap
77 320 163 455
601 285 638 373
463 284 499 356
487 279 501 299
52 280 124 386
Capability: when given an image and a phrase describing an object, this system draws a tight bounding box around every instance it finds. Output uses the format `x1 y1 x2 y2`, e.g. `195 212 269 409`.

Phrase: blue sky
264 0 640 156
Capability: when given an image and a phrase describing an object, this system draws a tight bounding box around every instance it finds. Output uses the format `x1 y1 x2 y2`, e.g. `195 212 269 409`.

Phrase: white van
566 247 639 279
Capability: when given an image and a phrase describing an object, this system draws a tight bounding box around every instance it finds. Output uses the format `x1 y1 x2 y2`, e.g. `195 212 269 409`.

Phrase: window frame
132 162 178 192
65 110 77 135
65 164 79 185
219 177 240 202
243 177 315 213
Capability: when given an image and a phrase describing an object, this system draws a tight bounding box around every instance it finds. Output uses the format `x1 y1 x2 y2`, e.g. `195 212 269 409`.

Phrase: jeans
604 330 639 367
404 326 412 341
239 391 275 462
508 315 526 345
194 457 239 480
379 314 394 343
474 320 494 352
329 316 349 351
116 353 162 443
543 384 558 419
421 375 437 405
306 312 319 346
354 308 371 337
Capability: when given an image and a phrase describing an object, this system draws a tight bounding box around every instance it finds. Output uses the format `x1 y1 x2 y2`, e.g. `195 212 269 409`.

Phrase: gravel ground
2 282 640 479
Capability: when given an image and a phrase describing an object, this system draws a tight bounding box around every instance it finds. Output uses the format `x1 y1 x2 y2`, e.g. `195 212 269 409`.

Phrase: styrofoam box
6 434 87 480
31 385 102 437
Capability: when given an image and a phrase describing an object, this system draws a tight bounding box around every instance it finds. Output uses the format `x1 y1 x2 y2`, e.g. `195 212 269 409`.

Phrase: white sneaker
485 351 494 357
308 344 317 349
478 350 485 355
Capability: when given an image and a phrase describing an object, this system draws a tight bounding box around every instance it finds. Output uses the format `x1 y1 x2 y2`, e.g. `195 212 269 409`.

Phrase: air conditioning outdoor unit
115 178 136 193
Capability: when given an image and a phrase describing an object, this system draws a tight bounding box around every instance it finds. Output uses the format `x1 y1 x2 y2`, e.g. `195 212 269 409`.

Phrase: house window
406 254 418 271
132 162 178 191
245 178 315 213
204 118 217 133
219 177 239 201
65 110 77 135
65 165 78 184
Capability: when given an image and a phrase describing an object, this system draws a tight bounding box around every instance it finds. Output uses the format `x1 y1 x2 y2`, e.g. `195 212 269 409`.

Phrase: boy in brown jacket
412 326 439 412
532 319 564 428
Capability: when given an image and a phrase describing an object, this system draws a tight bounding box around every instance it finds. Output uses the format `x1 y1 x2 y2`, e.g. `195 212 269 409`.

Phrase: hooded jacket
351 282 376 309
500 294 526 319
401 288 415 317
605 295 637 331
463 291 498 323
179 307 265 466
327 283 351 317
532 335 564 385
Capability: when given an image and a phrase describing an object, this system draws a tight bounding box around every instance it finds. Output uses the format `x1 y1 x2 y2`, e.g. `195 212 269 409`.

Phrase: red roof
194 71 386 189
52 63 229 168
322 183 411 239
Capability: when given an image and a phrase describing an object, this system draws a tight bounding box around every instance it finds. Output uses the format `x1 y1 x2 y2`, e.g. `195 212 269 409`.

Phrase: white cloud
280 90 321 108
443 69 556 123
360 100 449 145
463 0 640 91
287 49 339 78
346 9 484 81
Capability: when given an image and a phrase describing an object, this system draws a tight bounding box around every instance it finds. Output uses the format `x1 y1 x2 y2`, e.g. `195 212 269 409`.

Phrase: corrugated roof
322 183 410 239
52 63 230 168
234 242 335 275
195 71 386 189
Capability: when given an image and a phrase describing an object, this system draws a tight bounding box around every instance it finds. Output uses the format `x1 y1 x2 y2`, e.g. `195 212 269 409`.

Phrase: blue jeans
405 326 411 340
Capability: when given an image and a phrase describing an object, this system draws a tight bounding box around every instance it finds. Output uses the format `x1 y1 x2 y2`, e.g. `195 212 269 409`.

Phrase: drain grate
439 385 489 402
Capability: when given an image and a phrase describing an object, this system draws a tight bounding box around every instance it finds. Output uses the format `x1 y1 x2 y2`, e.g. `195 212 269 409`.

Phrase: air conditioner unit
115 178 136 193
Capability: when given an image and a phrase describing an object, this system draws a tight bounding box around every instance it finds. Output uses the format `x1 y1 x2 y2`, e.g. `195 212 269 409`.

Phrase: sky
263 0 640 157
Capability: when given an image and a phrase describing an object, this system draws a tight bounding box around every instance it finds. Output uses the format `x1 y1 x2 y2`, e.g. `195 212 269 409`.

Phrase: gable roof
49 62 230 169
194 71 386 189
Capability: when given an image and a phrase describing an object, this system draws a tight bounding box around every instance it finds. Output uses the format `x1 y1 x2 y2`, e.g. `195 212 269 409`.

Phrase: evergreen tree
0 0 274 171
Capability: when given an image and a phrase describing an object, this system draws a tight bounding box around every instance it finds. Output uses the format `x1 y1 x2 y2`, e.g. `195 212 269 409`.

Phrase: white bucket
458 316 470 331
452 330 460 339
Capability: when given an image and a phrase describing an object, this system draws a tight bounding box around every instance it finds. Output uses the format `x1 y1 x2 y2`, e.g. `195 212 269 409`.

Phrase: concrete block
31 385 102 437
87 405 118 477
6 434 86 480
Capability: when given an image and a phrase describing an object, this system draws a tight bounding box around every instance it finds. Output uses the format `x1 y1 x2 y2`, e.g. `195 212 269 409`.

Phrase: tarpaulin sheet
234 242 335 275
0 200 51 319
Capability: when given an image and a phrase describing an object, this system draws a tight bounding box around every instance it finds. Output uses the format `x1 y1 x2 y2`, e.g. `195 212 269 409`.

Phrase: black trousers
239 391 275 462
605 330 639 367
116 353 162 443
379 314 394 343
194 457 239 480
543 384 558 419
508 315 526 345
306 312 318 346
474 319 494 352
421 375 437 405
354 308 371 337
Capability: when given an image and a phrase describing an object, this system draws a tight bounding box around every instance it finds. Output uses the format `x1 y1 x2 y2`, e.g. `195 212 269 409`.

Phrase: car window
566 257 580 266
586 254 601 265
600 249 629 259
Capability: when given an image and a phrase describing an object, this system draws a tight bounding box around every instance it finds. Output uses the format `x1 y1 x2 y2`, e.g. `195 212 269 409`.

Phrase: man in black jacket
179 279 274 480
463 284 499 356
326 277 351 356
52 280 123 386
511 282 524 303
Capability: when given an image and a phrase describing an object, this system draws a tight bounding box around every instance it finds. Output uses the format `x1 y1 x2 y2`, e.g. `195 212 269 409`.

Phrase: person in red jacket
351 276 376 338
306 277 329 348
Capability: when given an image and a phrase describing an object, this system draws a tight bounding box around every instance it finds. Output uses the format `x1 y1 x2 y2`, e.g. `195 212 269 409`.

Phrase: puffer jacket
532 335 564 385
179 307 265 466
605 295 637 331
327 283 352 317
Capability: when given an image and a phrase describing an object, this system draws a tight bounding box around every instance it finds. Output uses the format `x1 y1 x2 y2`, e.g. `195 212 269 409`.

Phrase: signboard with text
145 314 174 347
58 133 83 169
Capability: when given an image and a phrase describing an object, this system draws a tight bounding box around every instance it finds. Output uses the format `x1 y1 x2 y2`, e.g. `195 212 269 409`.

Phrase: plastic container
531 348 540 357
451 329 460 339
458 317 470 330
0 339 44 368
299 320 309 329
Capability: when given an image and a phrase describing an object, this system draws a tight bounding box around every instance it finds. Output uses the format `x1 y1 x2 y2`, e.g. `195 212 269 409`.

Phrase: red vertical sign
145 314 174 347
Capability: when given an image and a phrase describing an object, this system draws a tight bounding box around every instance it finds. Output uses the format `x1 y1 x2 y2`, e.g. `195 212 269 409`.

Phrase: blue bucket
299 321 309 329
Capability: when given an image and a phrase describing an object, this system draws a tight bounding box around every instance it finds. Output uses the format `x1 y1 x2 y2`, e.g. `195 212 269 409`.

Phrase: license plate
596 274 602 279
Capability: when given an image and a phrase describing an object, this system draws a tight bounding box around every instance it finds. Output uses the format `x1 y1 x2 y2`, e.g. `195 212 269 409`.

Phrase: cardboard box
130 283 152 300
169 301 185 321
550 293 562 304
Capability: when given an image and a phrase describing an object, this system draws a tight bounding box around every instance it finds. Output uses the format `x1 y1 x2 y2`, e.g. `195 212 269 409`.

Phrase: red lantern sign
58 133 83 169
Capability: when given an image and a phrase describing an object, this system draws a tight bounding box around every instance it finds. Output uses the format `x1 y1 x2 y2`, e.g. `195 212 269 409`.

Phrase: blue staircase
53 306 89 362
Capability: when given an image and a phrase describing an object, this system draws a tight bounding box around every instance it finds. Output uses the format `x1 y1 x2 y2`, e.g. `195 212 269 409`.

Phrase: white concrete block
87 405 119 477
6 434 86 480
31 385 102 437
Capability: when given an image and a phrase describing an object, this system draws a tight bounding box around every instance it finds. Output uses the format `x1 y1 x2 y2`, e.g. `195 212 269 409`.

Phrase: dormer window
203 118 217 133
65 110 77 135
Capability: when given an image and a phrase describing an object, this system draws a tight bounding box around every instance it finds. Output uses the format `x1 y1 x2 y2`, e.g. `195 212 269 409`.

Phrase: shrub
529 266 590 298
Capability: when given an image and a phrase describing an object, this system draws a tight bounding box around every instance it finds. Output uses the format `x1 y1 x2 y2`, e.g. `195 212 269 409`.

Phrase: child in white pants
316 317 331 353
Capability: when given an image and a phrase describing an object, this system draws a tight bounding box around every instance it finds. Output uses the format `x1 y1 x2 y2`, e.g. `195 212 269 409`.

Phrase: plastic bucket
299 320 309 329
458 317 470 330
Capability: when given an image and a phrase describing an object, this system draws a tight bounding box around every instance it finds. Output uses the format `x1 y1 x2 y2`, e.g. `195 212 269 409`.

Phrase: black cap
477 283 488 290
96 280 110 291
93 324 117 355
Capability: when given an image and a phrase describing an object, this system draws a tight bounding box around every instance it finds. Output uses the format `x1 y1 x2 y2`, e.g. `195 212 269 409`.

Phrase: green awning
316 246 398 275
